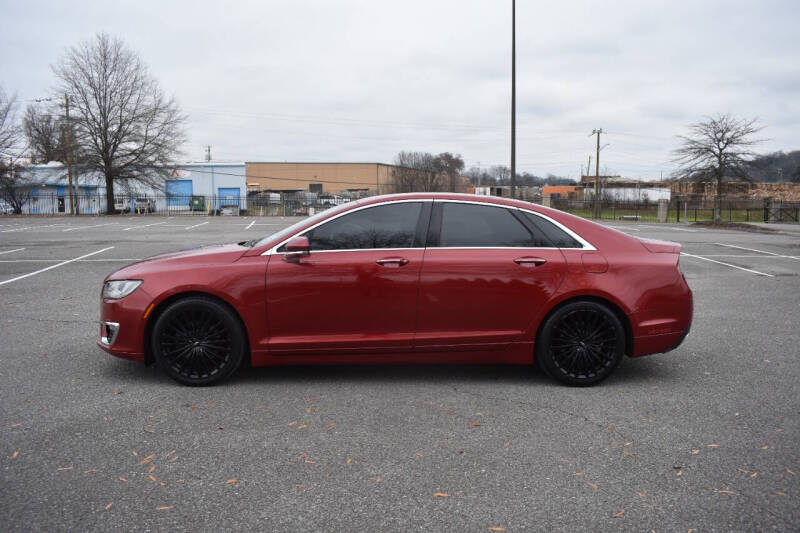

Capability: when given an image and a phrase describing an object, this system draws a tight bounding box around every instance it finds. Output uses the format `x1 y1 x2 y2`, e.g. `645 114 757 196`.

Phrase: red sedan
98 193 692 386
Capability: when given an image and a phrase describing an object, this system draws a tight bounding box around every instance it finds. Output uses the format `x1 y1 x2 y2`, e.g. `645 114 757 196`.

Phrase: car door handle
376 257 409 266
514 257 547 266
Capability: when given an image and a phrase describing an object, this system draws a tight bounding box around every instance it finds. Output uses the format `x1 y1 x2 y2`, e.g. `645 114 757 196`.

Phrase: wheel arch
143 291 252 367
534 295 634 359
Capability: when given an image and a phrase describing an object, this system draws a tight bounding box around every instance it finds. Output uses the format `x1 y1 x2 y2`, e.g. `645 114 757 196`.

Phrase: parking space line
714 242 800 261
2 225 35 233
62 222 119 232
122 221 167 231
186 221 209 230
0 248 25 255
680 252 774 277
246 221 255 230
0 247 115 286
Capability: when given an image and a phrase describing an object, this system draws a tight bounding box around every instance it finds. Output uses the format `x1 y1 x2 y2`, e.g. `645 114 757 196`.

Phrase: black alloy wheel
536 301 625 386
152 296 246 386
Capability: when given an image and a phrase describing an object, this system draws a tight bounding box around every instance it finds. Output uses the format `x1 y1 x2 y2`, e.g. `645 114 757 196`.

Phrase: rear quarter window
521 212 583 248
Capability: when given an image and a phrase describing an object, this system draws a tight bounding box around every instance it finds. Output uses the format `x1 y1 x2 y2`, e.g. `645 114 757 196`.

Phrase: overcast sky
2 0 798 180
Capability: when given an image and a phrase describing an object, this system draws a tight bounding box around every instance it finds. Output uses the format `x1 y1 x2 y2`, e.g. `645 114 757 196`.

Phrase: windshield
253 201 358 248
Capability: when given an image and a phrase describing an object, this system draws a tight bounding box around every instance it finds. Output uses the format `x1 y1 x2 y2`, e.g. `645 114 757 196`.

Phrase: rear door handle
376 257 409 266
514 257 547 266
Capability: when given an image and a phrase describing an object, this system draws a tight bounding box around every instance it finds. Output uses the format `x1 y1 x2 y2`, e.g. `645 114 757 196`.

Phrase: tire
151 296 246 386
536 301 625 387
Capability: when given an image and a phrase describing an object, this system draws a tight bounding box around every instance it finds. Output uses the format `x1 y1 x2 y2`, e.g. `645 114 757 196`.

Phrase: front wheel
536 301 625 386
151 296 246 386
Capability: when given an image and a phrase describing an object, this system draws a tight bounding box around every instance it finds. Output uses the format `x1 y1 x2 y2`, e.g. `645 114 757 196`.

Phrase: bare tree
489 165 510 185
0 158 33 214
0 87 22 159
435 152 465 192
24 103 67 164
53 33 187 214
392 151 443 192
672 114 764 222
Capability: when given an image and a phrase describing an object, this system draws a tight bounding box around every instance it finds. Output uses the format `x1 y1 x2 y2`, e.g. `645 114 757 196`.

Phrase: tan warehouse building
245 162 401 195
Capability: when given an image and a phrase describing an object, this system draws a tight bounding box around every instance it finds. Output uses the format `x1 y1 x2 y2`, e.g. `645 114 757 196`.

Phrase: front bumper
97 286 154 363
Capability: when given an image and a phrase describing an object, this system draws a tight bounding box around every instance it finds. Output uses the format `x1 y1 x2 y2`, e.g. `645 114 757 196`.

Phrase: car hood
107 243 249 279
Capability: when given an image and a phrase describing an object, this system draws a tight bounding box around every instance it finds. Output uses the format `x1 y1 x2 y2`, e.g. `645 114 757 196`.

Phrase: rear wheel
151 296 245 386
536 301 625 386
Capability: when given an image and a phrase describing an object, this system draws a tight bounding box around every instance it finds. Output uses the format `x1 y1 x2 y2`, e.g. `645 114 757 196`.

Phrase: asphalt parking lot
1 214 798 532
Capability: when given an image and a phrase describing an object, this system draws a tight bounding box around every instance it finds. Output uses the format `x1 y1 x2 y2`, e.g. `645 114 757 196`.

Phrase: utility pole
591 128 602 219
205 145 212 162
64 93 76 216
586 156 591 179
510 0 516 200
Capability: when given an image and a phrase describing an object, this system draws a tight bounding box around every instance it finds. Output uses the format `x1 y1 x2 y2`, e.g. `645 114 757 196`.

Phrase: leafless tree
489 165 510 185
434 152 465 192
0 87 23 159
24 103 67 164
52 33 187 214
392 151 443 192
672 114 764 222
0 158 34 214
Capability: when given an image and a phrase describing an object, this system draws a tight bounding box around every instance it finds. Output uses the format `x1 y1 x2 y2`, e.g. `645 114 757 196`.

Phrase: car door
265 200 430 354
415 201 567 351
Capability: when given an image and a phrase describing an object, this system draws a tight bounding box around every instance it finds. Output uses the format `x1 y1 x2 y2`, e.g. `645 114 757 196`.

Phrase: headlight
103 280 142 300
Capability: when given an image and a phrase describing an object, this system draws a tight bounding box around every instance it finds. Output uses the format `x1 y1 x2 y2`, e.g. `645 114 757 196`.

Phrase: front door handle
376 257 409 267
514 257 547 266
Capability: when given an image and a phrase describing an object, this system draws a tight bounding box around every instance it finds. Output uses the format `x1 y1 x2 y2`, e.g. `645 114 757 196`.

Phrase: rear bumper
630 278 693 357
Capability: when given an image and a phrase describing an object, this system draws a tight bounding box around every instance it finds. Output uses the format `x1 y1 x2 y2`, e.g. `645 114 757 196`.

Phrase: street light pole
510 0 516 199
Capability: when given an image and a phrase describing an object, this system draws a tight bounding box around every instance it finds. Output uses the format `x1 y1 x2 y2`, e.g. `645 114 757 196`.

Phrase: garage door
218 187 241 207
166 179 192 206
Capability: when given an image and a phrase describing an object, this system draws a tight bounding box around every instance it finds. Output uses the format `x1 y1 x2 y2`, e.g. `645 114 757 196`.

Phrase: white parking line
2 226 35 233
62 223 119 232
122 221 167 231
606 225 640 232
714 242 800 261
245 221 255 230
0 247 115 286
185 221 209 230
680 252 774 277
0 248 25 255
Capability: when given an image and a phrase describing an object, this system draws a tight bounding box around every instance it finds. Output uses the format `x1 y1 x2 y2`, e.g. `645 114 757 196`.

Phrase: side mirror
283 235 310 262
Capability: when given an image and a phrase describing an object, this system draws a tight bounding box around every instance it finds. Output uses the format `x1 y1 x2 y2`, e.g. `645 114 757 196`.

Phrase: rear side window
437 203 536 247
521 212 583 248
305 202 422 250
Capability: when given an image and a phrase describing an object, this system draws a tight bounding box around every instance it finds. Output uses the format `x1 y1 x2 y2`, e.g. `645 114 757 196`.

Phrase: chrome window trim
263 197 596 255
263 199 431 255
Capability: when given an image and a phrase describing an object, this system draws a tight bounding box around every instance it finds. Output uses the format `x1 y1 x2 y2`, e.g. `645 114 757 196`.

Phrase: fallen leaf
12 450 19 459
9 423 21 428
57 466 73 471
299 452 308 459
736 467 749 474
376 477 381 484
775 491 787 497
139 454 155 465
749 472 758 478
327 423 336 430
572 472 584 476
225 478 238 485
297 424 308 430
296 484 307 488
787 469 796 476
176 479 184 484
156 506 173 511
636 491 646 498
475 412 484 417
623 450 634 457
149 474 158 483
84 469 100 474
415 452 424 458
132 451 139 457
676 470 683 476
346 458 353 465
159 482 166 487
691 449 700 455
105 502 113 511
148 465 156 474
288 421 297 427
503 441 510 448
218 425 225 430
761 445 769 450
119 477 128 483
143 428 155 434
707 443 720 448
611 510 625 518
170 456 179 463
433 492 451 498
488 527 506 532
468 421 481 428
586 482 598 489
718 489 735 495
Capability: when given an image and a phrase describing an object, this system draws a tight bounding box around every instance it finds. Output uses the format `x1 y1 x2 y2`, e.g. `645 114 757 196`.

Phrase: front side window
438 203 537 247
305 202 423 250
